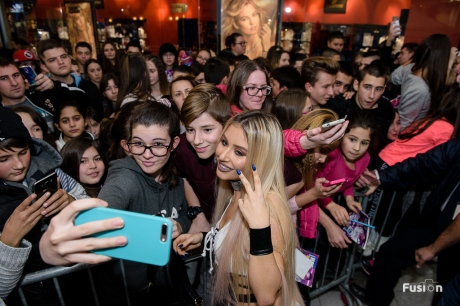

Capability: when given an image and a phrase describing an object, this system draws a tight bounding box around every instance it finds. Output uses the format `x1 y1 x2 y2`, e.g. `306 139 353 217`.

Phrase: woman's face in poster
235 3 260 36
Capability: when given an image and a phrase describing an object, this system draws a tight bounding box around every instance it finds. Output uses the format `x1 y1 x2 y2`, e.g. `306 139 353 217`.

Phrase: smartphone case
33 172 58 198
19 66 37 86
74 207 173 266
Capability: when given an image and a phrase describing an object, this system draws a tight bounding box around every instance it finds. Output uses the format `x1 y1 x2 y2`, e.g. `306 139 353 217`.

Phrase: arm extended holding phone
40 199 127 266
299 118 349 151
18 66 54 92
40 198 174 267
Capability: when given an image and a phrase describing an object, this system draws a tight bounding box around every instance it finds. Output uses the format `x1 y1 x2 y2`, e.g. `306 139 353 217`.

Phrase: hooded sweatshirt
0 138 87 278
97 156 191 293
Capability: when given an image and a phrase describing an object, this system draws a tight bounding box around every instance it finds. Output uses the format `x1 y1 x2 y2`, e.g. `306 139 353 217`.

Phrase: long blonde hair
291 109 339 188
212 110 303 306
222 0 269 41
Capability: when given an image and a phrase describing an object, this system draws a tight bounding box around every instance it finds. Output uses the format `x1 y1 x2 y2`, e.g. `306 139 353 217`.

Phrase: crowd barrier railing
15 188 421 306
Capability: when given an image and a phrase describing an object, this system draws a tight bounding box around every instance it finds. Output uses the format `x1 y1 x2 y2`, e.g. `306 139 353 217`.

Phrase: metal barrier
13 188 421 306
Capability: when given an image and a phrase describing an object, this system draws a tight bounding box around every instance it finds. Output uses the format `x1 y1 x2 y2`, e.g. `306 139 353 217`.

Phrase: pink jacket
288 195 319 239
298 198 320 239
283 129 307 158
284 129 316 237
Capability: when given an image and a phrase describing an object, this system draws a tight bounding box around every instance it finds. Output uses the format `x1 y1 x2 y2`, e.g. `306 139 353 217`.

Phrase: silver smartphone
321 115 347 133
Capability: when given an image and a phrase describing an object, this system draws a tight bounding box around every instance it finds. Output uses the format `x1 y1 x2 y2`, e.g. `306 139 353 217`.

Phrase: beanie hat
159 43 178 58
13 49 38 63
0 108 34 151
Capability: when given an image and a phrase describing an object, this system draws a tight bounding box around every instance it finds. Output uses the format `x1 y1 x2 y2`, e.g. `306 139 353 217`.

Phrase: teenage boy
125 41 142 54
0 108 87 303
292 53 307 73
333 61 353 97
13 49 39 72
0 57 56 130
397 43 418 66
301 57 339 107
327 31 351 62
322 48 341 61
326 61 395 150
37 39 103 116
75 41 92 78
204 57 230 95
327 31 345 54
359 50 381 70
270 66 301 99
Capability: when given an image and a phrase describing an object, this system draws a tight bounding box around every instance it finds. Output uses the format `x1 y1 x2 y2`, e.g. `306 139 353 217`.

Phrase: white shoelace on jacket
201 227 218 273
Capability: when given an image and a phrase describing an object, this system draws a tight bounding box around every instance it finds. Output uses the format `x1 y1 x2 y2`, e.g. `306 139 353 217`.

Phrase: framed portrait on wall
324 0 347 14
220 0 280 59
65 2 97 59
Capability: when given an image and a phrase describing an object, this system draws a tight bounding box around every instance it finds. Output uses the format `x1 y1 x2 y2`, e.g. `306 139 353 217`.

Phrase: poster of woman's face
65 3 97 59
221 0 279 59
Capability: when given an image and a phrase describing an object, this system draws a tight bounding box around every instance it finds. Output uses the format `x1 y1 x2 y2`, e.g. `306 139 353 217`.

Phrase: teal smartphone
74 207 172 266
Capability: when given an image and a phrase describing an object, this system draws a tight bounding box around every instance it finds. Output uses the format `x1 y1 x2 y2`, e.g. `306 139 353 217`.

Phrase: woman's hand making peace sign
236 164 270 229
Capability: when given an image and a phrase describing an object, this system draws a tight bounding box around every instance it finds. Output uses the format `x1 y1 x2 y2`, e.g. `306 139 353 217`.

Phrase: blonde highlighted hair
291 109 340 188
212 110 303 306
221 0 269 43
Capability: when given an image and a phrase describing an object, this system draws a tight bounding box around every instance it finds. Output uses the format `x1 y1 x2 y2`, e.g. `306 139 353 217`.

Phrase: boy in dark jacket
325 61 395 151
0 107 87 304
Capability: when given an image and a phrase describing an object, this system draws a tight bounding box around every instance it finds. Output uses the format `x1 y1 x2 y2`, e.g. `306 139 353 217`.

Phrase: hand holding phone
34 172 58 199
323 178 347 188
1 193 46 247
40 198 127 266
391 16 402 36
321 116 347 133
74 207 173 266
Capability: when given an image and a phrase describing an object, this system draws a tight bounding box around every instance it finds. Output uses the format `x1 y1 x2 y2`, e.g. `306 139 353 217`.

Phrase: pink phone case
323 178 347 187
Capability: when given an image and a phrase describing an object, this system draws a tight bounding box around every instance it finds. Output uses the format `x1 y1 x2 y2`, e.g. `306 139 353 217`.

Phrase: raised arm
237 168 283 305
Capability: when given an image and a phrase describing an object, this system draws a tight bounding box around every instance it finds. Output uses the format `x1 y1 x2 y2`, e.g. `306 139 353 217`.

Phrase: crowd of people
0 23 460 306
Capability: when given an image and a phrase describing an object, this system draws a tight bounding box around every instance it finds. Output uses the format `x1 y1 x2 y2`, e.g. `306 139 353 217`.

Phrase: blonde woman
222 0 273 59
174 111 303 306
68 8 96 58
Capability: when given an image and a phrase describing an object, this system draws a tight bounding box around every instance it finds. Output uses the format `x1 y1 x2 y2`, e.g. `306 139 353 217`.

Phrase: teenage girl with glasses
92 101 191 305
226 60 274 115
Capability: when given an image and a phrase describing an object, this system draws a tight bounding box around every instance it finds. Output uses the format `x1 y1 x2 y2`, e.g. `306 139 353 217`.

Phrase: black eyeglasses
127 141 171 157
242 86 272 96
234 41 247 46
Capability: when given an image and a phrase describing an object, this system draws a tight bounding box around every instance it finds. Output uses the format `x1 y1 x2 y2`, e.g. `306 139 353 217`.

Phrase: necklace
245 40 260 54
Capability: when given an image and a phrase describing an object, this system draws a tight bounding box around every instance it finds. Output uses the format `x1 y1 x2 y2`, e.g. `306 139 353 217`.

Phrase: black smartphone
33 172 58 199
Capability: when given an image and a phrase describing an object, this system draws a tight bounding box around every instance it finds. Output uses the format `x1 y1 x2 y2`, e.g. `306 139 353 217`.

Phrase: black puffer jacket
378 137 460 233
